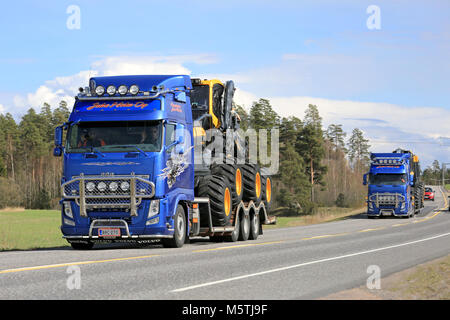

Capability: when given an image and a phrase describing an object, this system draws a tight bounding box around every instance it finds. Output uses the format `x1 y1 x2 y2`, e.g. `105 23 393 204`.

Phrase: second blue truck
363 149 424 218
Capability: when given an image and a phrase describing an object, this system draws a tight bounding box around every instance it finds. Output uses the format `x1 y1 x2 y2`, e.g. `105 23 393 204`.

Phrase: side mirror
174 92 186 103
363 173 368 186
165 123 186 153
53 146 63 157
54 126 63 147
175 123 185 144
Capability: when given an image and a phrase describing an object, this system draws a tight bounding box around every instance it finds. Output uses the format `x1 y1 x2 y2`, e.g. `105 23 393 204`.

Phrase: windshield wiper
88 146 106 157
108 145 149 157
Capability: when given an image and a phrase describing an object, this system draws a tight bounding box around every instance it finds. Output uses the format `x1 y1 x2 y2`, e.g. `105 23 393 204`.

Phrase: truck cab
55 75 195 248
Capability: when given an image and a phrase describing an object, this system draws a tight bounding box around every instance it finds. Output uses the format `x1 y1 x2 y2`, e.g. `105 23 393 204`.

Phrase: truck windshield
369 173 408 185
66 120 163 153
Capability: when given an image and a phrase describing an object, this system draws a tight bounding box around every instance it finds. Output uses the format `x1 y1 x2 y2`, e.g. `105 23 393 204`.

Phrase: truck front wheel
162 205 186 248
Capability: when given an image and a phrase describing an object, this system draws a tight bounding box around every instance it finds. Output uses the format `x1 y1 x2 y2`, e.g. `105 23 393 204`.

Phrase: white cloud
233 88 258 111
233 94 450 167
10 54 217 115
0 104 5 114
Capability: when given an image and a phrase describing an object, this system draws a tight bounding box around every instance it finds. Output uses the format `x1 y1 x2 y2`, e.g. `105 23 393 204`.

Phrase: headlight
129 84 139 95
148 200 160 218
107 85 116 95
120 181 130 192
95 85 105 96
109 181 119 192
118 85 128 95
97 182 107 192
86 182 96 192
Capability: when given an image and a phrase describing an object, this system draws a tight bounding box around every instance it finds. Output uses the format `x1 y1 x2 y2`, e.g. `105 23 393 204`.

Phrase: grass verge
0 210 68 251
263 206 365 229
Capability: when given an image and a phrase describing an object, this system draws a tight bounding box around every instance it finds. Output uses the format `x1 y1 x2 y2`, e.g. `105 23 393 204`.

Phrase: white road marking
171 232 450 293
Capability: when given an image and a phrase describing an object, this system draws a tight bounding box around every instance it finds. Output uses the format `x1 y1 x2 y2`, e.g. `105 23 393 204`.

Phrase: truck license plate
98 228 121 237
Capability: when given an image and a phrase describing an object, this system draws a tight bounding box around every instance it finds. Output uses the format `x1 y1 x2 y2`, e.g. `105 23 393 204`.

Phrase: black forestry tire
70 242 94 250
261 175 272 210
241 164 262 204
162 205 186 248
211 164 243 206
198 175 233 227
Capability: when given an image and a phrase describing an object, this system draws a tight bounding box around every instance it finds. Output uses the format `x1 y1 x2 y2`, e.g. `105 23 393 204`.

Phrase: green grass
0 210 68 251
263 206 365 229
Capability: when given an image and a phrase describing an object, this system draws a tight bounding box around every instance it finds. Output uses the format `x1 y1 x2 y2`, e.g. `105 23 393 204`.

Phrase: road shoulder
320 253 450 300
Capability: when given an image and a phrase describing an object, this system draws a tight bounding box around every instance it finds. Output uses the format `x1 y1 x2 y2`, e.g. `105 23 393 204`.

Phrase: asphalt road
1 186 449 300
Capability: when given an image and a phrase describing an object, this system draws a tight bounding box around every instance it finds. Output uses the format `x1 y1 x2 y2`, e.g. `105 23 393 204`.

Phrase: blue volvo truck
53 75 275 249
363 149 424 218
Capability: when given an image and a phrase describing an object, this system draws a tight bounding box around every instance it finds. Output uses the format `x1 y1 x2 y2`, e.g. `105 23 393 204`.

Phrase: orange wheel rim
266 178 271 203
255 172 261 198
224 188 231 216
236 168 242 196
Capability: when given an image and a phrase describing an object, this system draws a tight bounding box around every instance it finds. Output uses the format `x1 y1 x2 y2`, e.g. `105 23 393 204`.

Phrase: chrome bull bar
61 173 155 217
369 193 405 208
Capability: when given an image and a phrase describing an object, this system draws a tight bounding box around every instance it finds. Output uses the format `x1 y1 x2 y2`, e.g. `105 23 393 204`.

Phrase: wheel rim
255 172 261 198
243 215 249 235
266 178 271 203
252 213 259 232
176 213 185 241
236 168 242 196
224 188 231 217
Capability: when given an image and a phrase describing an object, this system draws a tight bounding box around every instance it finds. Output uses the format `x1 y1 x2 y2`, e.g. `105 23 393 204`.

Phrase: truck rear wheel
239 212 250 241
249 210 259 240
241 164 262 204
224 212 240 242
162 205 186 248
198 175 233 226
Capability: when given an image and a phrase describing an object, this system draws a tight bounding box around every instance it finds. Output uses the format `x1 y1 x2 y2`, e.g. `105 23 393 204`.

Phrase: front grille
369 193 405 208
62 174 154 217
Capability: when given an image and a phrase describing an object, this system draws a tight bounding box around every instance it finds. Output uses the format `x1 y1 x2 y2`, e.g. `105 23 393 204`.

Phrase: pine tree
249 98 280 130
296 104 327 202
348 128 371 173
325 124 347 153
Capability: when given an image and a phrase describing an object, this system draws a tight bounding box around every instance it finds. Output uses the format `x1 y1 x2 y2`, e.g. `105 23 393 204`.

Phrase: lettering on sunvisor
84 101 150 111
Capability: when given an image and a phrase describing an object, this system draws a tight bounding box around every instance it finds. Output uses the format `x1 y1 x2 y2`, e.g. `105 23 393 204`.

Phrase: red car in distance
424 187 435 201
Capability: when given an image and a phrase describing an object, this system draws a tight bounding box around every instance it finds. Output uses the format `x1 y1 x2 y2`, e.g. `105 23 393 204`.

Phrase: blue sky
0 0 449 167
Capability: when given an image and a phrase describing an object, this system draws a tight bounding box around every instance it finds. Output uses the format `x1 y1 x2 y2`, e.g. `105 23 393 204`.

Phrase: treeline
0 102 71 209
236 99 371 214
0 98 371 213
422 160 450 186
